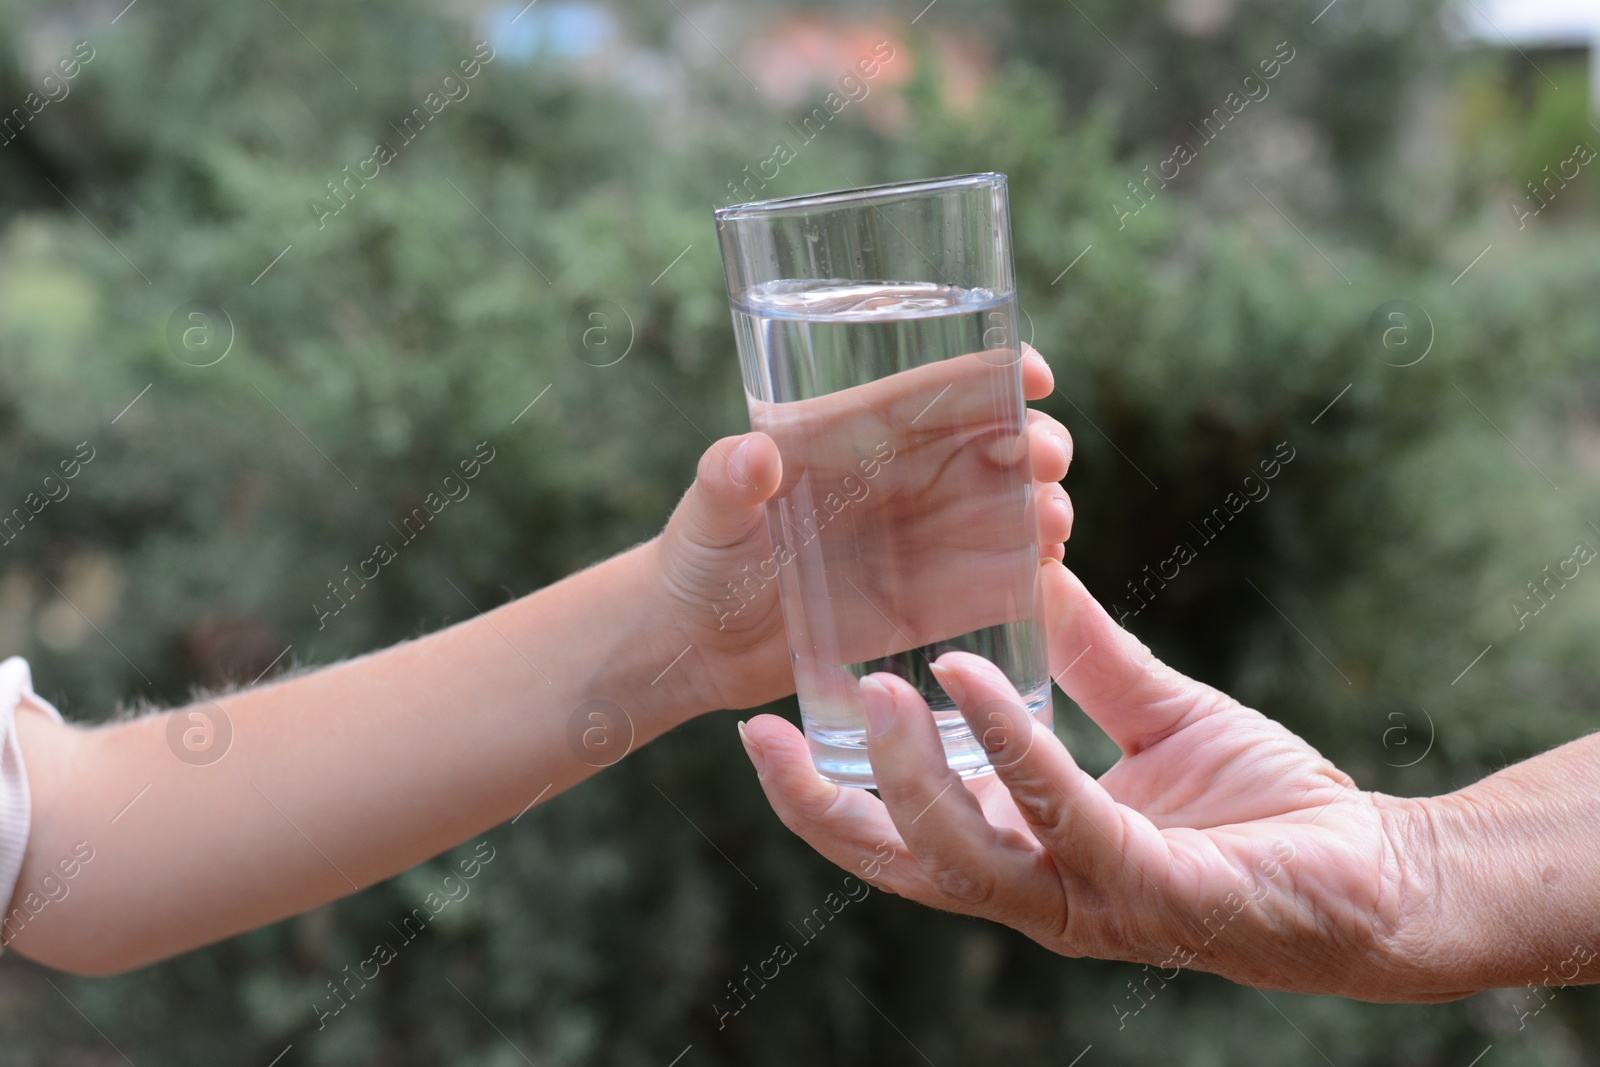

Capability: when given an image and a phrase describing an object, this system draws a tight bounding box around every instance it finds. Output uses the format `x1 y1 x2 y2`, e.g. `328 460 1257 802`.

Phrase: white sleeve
0 657 63 940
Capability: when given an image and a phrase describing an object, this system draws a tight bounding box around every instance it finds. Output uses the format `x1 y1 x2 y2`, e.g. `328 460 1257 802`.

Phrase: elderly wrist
1365 792 1488 1001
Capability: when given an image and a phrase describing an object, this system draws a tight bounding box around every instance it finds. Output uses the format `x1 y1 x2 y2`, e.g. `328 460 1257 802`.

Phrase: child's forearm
8 538 704 975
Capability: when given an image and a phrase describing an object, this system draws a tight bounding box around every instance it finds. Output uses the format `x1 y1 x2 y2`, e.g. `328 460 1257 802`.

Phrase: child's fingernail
930 661 967 705
1051 495 1073 527
729 438 755 489
861 677 897 738
737 720 766 779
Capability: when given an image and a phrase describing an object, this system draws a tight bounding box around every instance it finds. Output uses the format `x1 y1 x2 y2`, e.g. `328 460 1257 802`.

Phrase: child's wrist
500 540 711 736
623 538 720 725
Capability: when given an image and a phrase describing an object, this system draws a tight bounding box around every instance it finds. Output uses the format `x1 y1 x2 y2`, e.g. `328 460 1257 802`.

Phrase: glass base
804 682 1052 789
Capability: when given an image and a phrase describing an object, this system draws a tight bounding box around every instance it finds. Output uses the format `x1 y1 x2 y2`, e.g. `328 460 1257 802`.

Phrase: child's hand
649 344 1074 715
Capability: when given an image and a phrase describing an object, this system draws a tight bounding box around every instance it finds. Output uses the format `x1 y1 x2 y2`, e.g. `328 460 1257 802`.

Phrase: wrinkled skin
741 560 1438 1002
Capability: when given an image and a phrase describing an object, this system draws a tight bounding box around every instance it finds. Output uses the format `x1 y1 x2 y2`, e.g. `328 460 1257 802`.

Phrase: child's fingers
1024 409 1072 548
1026 410 1072 484
1034 482 1073 545
675 433 782 550
1021 344 1054 401
712 432 782 501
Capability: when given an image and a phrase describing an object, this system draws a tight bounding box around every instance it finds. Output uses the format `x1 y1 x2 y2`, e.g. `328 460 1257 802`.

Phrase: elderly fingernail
861 677 896 738
978 702 1036 767
930 661 966 705
737 720 766 779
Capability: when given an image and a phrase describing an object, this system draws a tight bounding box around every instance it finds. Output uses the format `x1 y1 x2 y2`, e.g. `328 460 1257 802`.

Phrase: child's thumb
674 433 783 550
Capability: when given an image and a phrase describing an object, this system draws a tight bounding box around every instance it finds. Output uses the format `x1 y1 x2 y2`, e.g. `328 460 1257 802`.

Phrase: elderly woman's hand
739 560 1450 1002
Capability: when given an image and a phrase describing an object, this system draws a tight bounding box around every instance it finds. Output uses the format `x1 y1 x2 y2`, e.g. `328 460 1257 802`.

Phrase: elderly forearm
1408 732 1600 997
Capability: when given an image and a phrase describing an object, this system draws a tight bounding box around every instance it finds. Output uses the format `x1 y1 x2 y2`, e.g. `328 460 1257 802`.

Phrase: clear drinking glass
713 173 1051 788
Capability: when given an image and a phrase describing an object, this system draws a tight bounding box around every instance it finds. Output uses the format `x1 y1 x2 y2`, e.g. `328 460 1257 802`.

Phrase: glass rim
713 172 1006 222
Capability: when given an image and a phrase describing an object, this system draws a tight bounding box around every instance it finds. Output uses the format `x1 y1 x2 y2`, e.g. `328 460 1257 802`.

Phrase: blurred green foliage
2 0 1599 1063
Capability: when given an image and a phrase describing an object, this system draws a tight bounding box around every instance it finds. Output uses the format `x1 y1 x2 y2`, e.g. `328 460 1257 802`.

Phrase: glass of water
713 173 1050 788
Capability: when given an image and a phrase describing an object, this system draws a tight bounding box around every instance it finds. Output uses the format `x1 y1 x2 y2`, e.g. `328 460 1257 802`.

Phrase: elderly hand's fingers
861 674 1059 917
738 714 932 900
1021 343 1054 401
1026 410 1072 484
1041 560 1237 756
932 652 1169 898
